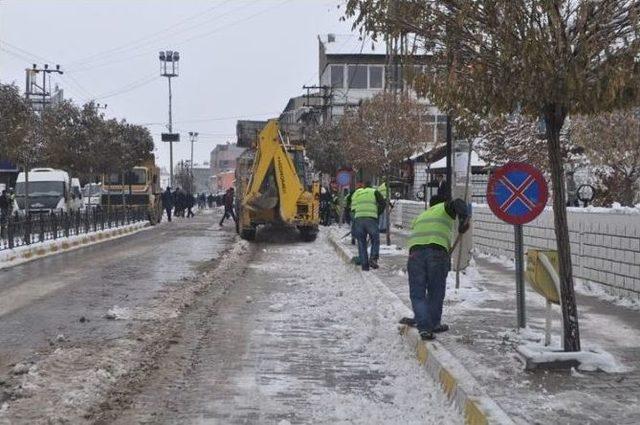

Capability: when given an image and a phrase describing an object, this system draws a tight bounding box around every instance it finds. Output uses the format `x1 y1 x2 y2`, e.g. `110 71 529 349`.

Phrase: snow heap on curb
518 343 633 373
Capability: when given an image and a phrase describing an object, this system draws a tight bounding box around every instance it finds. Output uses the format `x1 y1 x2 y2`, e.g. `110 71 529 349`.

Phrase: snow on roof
320 33 386 55
428 151 486 169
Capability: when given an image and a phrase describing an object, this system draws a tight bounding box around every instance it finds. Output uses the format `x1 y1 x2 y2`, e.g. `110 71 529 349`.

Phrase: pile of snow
518 343 633 373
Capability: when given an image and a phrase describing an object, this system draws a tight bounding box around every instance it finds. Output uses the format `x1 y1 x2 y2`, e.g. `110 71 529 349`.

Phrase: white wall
392 200 640 300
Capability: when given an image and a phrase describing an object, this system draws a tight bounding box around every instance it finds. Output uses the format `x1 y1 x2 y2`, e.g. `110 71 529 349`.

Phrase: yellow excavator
235 120 320 241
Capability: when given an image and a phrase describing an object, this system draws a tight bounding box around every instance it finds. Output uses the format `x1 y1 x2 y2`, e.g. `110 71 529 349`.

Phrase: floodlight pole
159 50 180 187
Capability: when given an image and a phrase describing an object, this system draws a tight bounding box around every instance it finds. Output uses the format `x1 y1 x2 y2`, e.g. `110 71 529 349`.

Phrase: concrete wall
392 200 640 300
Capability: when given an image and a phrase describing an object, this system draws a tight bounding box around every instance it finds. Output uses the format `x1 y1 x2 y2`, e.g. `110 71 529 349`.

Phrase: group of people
161 187 196 221
346 180 470 342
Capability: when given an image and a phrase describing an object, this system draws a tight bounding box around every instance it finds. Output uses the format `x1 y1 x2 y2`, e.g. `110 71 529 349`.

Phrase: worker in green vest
400 194 470 340
347 181 385 271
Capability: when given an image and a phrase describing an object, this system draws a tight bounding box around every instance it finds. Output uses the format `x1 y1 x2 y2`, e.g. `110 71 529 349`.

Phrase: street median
0 221 149 270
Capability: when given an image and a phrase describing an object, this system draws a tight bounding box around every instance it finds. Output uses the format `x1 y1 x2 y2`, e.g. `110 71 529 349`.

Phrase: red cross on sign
487 162 548 225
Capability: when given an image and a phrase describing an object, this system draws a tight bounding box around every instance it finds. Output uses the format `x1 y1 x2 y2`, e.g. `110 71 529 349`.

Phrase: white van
15 168 72 214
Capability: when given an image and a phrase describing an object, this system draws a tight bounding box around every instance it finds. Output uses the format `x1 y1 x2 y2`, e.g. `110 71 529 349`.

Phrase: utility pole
188 131 198 193
25 64 63 113
23 64 63 217
159 50 180 188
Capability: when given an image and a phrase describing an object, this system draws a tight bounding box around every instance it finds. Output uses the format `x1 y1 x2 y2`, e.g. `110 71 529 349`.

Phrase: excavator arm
243 120 305 223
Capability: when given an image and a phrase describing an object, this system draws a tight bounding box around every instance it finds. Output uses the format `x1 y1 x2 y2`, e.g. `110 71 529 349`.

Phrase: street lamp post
189 131 198 190
159 50 180 188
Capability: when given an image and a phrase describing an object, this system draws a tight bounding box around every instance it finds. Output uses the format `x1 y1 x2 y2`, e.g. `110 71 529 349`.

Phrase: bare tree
346 0 640 352
573 110 640 206
341 92 429 244
306 121 347 175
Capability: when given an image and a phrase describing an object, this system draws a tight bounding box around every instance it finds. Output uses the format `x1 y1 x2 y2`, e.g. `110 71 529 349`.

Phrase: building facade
210 143 245 176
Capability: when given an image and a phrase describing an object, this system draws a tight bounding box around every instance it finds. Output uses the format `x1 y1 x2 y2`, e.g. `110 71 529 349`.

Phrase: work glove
458 217 470 234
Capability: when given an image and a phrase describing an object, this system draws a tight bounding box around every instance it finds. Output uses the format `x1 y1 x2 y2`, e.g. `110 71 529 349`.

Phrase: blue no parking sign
487 162 548 225
486 162 549 329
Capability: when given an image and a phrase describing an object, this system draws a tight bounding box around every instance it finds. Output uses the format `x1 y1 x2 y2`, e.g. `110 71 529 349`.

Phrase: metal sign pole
514 223 526 328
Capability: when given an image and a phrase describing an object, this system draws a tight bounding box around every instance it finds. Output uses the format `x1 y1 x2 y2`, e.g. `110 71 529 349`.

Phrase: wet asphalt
0 211 235 375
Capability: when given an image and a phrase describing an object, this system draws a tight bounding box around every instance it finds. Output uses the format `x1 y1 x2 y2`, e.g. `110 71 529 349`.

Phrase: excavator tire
240 227 256 241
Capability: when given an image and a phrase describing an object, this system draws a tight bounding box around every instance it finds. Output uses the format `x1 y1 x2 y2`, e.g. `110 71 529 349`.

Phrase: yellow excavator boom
238 119 319 241
243 120 305 223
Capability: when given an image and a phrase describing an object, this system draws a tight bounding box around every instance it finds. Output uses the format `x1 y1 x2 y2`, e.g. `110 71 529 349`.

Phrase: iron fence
0 206 147 251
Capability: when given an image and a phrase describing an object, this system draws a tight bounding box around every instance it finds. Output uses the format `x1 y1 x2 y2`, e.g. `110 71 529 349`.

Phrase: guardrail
0 206 147 251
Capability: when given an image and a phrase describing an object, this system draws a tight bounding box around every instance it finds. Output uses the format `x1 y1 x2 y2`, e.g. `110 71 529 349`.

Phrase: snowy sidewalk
331 227 640 425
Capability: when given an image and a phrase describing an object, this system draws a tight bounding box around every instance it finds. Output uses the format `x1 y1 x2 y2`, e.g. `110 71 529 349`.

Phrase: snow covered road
0 213 237 423
107 229 461 424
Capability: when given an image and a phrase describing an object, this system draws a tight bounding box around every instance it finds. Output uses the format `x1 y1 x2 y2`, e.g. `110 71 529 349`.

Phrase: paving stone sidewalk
332 227 640 425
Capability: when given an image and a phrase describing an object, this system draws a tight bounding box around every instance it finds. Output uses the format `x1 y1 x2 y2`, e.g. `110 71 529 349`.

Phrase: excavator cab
236 120 320 241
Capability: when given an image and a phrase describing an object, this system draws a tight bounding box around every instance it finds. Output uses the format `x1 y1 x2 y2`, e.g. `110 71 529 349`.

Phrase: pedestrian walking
400 195 470 341
207 193 214 209
186 193 195 218
161 186 174 222
0 190 9 238
219 187 237 227
348 181 385 271
320 187 332 226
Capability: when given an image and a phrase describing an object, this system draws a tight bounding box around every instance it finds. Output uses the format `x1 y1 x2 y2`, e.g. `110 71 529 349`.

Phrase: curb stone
0 222 150 270
328 233 515 425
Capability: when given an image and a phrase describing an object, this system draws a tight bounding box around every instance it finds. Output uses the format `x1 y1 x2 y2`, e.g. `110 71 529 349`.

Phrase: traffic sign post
487 162 549 329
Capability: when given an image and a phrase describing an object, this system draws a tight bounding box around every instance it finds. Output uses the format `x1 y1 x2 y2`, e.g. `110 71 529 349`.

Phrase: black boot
420 330 435 341
399 317 416 327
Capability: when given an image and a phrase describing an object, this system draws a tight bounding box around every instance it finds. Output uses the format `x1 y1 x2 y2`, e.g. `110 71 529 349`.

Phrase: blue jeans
407 246 450 332
353 217 380 269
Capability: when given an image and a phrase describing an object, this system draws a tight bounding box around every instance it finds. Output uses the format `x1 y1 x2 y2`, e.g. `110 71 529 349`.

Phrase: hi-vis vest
408 202 454 250
352 188 378 219
377 182 388 199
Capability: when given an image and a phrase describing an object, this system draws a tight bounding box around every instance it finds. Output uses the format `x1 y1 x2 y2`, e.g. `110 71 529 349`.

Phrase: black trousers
219 207 237 225
165 207 172 222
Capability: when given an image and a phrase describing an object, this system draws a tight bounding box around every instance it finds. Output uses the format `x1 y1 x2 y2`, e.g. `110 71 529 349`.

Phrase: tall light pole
159 50 180 188
188 132 198 194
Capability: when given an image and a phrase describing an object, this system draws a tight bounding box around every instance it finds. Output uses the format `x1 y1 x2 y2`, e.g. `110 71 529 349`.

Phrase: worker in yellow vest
347 181 385 271
400 194 470 340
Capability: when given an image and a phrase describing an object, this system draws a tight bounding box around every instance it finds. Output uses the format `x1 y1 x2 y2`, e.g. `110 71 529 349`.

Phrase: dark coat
161 189 174 209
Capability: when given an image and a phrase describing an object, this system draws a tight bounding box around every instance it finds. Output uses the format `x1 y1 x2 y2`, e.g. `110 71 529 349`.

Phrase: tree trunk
544 104 581 352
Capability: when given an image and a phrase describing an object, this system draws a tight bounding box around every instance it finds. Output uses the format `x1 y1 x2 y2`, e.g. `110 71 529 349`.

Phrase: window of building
347 65 367 89
330 65 344 88
369 66 383 88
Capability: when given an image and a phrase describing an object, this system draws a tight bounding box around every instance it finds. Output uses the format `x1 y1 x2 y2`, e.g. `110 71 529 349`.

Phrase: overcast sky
0 0 354 171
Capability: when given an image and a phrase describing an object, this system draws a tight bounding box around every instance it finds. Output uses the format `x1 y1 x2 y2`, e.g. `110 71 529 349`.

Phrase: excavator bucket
245 185 278 211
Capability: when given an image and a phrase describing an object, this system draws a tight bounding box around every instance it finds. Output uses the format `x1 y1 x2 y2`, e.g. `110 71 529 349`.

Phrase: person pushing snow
400 195 470 341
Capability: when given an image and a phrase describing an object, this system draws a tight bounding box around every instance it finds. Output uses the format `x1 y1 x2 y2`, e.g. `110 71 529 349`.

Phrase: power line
140 112 278 126
92 73 160 100
65 0 235 67
65 1 255 73
65 0 292 74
